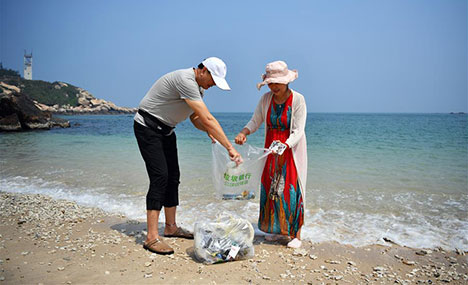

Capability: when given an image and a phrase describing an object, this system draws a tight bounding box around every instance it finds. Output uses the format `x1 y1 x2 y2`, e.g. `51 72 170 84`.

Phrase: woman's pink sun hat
257 60 298 90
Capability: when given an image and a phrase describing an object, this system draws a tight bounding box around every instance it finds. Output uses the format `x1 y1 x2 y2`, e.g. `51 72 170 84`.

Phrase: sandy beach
0 191 467 284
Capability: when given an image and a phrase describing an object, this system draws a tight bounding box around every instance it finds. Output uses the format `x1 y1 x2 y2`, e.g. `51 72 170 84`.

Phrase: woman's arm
285 93 307 148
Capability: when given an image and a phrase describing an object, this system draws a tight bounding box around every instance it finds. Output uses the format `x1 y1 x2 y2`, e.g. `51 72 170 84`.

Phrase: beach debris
373 266 386 272
144 273 153 278
57 267 65 271
144 262 152 267
193 214 254 264
347 261 356 266
309 254 318 260
394 254 404 260
0 277 5 281
104 271 110 275
324 259 341 264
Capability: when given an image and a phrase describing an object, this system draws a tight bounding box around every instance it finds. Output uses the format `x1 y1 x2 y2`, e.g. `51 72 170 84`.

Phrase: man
134 57 241 255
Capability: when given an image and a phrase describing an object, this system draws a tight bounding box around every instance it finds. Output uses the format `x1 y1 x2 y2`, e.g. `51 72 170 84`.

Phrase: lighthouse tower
23 51 32 80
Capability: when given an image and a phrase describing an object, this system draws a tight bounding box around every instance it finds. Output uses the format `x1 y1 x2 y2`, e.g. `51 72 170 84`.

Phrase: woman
235 60 307 248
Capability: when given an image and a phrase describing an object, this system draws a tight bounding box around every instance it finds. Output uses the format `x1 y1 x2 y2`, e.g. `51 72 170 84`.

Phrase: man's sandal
143 238 174 255
164 226 194 239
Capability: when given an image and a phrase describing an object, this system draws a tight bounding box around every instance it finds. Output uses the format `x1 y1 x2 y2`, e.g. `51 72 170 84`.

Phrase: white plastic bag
212 142 269 200
194 214 255 264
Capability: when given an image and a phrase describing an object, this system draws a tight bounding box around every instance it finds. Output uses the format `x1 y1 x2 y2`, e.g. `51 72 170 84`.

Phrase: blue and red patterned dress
259 92 304 238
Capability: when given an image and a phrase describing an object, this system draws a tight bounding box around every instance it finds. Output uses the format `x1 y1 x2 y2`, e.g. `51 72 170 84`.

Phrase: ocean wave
1 175 467 251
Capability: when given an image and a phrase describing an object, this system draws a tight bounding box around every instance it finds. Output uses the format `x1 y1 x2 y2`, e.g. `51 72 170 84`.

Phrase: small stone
144 262 151 267
324 259 341 264
447 256 457 263
309 254 318 260
455 248 465 256
144 274 153 278
403 260 416 266
332 275 343 280
292 248 308 257
21 251 29 256
347 261 356 266
57 267 65 271
416 250 427 256
394 254 403 260
262 276 270 280
105 271 110 275
373 266 386 272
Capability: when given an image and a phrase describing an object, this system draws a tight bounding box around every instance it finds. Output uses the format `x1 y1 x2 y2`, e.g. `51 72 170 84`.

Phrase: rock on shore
0 82 70 131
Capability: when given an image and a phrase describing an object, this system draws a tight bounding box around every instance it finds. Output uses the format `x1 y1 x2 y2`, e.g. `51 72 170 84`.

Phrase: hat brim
257 69 298 90
212 75 231 91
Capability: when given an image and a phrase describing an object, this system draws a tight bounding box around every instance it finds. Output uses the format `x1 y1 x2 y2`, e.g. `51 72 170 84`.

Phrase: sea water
1 113 467 250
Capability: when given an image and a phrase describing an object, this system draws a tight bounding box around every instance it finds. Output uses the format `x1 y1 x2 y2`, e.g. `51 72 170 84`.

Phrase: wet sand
1 191 467 284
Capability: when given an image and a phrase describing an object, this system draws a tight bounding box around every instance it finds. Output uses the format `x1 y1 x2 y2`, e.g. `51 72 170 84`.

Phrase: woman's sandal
265 234 291 242
143 238 174 255
287 238 302 248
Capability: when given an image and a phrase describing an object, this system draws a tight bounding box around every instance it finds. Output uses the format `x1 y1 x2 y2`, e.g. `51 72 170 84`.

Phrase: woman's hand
235 133 247 145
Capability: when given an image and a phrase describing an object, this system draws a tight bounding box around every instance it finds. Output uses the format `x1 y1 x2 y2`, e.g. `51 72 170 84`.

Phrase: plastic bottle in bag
193 214 255 264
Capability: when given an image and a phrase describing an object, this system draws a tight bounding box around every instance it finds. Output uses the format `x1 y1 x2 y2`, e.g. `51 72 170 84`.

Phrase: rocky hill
0 75 136 114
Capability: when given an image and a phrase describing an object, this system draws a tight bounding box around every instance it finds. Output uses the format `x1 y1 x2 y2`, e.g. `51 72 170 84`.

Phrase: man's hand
228 146 243 165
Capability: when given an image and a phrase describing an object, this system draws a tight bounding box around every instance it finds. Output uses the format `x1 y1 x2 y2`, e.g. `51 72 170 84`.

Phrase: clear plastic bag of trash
212 141 269 200
194 214 255 264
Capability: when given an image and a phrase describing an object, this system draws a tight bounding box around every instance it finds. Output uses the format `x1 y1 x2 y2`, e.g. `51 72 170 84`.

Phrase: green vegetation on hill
0 66 79 106
0 65 20 77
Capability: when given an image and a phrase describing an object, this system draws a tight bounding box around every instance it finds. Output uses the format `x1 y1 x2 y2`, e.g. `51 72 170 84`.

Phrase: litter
193 214 255 264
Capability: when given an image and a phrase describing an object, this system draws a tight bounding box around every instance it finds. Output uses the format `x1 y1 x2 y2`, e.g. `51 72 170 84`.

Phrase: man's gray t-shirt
134 68 204 127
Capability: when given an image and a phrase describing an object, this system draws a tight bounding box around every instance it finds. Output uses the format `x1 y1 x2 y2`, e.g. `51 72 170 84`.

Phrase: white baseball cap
202 57 231 91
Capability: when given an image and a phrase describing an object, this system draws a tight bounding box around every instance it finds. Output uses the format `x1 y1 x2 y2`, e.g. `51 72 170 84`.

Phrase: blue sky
1 0 466 112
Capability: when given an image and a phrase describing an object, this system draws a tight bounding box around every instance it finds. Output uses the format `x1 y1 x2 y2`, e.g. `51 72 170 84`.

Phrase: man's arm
189 113 207 131
185 99 241 161
190 113 215 143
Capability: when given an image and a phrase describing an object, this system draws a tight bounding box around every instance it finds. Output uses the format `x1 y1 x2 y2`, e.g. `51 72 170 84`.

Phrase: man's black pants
134 121 180 211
